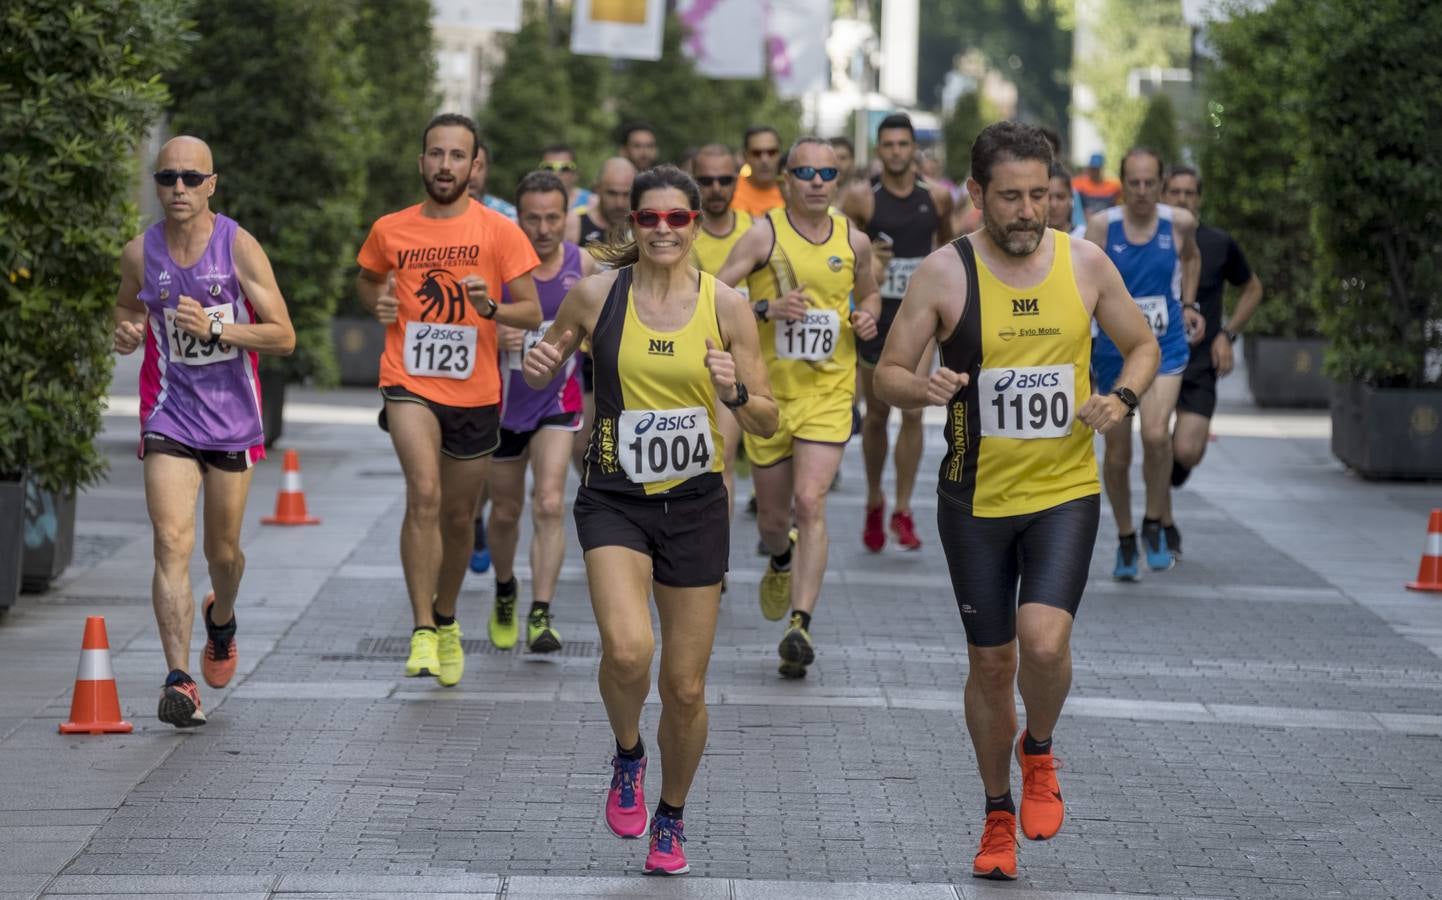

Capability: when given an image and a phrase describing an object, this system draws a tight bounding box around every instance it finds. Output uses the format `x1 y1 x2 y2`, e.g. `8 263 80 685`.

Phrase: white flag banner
432 0 522 33
766 0 831 98
571 0 666 62
677 0 767 79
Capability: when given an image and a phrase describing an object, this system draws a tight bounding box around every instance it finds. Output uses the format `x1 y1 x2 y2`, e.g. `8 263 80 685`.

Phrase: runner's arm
581 251 600 277
112 238 147 354
931 184 956 246
874 248 963 409
356 267 389 317
1226 274 1264 335
839 181 871 231
495 272 543 329
1083 210 1108 249
522 272 607 390
849 223 882 323
564 209 582 245
715 218 772 290
212 227 295 356
1173 208 1201 310
713 282 778 438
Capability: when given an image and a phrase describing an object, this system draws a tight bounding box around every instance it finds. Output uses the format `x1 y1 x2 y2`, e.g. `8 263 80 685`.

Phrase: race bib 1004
881 256 924 299
508 320 553 371
617 407 712 484
775 308 840 361
166 303 236 365
404 321 476 380
1136 295 1169 338
978 365 1075 439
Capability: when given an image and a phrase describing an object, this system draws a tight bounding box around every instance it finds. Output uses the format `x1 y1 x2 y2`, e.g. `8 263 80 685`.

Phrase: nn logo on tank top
1012 297 1040 316
648 338 675 356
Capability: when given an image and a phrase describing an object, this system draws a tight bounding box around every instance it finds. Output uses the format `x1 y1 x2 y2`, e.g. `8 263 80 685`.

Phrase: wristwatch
1183 302 1201 314
208 318 224 343
1222 327 1240 343
479 297 498 319
722 382 750 410
752 299 769 322
1111 386 1139 416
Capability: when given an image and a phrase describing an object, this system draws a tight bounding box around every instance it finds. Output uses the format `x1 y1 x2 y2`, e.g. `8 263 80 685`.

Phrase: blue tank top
1094 204 1184 359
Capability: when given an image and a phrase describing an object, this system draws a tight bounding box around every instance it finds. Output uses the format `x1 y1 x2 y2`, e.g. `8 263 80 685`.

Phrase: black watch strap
1112 387 1138 415
722 382 749 410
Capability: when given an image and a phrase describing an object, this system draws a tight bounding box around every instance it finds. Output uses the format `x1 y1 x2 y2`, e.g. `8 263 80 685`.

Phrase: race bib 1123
404 321 476 379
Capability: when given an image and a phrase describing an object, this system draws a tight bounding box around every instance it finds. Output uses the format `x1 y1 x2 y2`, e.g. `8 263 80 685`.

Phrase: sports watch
1111 386 1139 416
478 297 498 319
752 299 769 322
722 382 750 410
208 318 224 343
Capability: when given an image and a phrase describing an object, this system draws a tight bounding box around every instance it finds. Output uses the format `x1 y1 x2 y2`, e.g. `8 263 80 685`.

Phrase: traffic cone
1405 508 1442 592
59 616 133 734
261 448 320 525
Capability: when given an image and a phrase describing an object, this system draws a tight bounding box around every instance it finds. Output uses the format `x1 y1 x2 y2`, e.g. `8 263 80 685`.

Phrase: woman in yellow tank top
521 165 777 876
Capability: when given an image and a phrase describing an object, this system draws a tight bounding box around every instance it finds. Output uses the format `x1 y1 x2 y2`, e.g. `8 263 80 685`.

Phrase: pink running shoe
643 814 689 875
605 754 648 838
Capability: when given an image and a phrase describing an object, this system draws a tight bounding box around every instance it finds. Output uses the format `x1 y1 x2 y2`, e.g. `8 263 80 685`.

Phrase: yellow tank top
584 267 725 497
745 209 857 400
937 232 1099 517
691 209 753 277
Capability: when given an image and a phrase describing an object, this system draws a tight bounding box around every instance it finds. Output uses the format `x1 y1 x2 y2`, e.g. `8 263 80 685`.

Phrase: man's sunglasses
748 147 780 158
538 160 578 173
630 208 700 229
789 166 839 182
153 170 214 188
695 175 736 188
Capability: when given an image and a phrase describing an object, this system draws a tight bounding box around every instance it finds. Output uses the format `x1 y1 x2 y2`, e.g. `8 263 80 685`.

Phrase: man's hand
114 320 144 355
174 295 213 339
374 273 399 324
464 274 490 312
524 328 570 383
1078 392 1129 434
704 338 738 403
774 285 810 322
1183 305 1205 346
497 323 524 353
850 309 878 341
1211 332 1234 376
927 367 968 406
872 236 894 273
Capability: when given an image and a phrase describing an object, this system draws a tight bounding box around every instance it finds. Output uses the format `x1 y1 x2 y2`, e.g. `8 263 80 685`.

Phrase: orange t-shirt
357 201 539 408
731 176 784 218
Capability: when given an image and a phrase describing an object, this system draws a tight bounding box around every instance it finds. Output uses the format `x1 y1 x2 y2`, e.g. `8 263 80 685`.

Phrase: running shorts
378 385 500 459
494 410 583 461
743 391 854 468
573 482 729 587
141 432 256 473
1176 344 1218 418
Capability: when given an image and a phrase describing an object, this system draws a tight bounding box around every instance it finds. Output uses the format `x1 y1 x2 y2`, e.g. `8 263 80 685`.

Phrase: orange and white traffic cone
261 448 320 526
59 616 133 734
1406 508 1442 593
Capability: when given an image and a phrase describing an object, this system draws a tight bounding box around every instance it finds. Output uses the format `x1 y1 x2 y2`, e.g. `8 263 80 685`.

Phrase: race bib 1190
404 321 476 380
166 303 236 365
617 407 711 484
775 309 840 361
978 365 1075 439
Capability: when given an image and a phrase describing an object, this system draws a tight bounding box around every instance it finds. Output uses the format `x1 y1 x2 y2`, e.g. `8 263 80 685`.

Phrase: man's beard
984 217 1046 258
425 173 468 205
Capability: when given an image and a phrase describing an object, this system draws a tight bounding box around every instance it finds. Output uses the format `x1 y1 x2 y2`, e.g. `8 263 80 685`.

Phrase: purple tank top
499 242 583 432
137 214 265 451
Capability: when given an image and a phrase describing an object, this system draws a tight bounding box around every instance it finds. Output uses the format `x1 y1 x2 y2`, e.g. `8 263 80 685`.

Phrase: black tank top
579 211 607 248
867 177 938 300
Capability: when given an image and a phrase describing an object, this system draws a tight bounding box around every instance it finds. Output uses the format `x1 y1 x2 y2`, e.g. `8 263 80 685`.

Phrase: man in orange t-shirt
1073 152 1122 219
732 125 786 217
356 112 541 686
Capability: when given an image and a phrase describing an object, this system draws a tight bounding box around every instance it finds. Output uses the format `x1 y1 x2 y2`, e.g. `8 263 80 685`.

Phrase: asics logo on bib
633 411 700 434
800 311 832 326
994 370 1062 392
411 324 469 342
1011 298 1039 316
647 338 675 356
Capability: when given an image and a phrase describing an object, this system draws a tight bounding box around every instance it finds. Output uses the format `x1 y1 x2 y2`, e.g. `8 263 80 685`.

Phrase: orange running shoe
200 594 238 689
971 810 1018 880
863 502 886 552
1016 733 1064 840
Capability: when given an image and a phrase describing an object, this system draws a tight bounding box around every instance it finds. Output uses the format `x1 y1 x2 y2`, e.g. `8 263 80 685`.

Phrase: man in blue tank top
1086 147 1202 580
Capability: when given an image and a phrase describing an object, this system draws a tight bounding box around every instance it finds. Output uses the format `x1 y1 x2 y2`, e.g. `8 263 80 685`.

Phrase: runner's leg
966 642 1019 797
1014 605 1074 743
653 580 722 807
789 440 845 615
1139 375 1182 522
434 452 491 619
752 456 795 558
1100 418 1134 537
587 545 656 751
859 364 890 513
487 454 528 586
385 400 446 628
199 464 255 626
528 428 573 604
144 453 203 672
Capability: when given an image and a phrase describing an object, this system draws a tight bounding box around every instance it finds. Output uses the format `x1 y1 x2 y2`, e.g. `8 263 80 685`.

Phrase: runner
840 113 953 553
828 135 857 187
689 144 754 522
1073 152 1121 218
522 165 777 875
112 136 296 727
356 113 542 686
1162 165 1264 507
539 143 595 211
467 136 518 221
486 170 598 653
1085 147 1202 579
1048 164 1086 238
731 125 785 218
717 137 882 678
873 120 1159 881
617 121 659 171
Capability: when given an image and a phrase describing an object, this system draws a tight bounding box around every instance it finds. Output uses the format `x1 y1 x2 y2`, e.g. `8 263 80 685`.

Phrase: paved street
2 348 1441 900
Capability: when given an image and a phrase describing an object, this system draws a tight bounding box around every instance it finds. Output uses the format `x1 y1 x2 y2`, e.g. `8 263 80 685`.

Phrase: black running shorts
141 433 253 473
573 482 729 588
378 385 500 460
936 494 1100 647
1177 345 1218 418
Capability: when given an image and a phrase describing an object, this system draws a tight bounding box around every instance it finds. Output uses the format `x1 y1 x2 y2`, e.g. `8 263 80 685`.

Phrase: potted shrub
1201 0 1330 408
1301 0 1442 479
0 2 190 606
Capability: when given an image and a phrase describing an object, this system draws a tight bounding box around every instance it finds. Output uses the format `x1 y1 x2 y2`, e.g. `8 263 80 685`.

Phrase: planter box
0 477 24 610
21 479 75 592
332 317 384 387
1331 382 1442 479
1244 336 1333 408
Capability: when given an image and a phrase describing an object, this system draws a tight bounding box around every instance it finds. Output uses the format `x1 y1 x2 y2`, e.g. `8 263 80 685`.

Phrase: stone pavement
2 348 1441 900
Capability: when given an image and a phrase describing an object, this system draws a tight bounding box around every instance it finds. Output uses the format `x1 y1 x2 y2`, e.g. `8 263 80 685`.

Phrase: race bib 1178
775 309 840 361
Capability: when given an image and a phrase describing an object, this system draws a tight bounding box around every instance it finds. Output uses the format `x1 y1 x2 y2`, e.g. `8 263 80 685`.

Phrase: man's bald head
595 157 637 225
156 135 214 172
154 135 217 224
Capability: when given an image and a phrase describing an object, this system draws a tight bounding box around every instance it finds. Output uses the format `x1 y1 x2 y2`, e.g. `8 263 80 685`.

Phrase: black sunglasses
153 170 214 188
789 166 839 182
695 175 736 188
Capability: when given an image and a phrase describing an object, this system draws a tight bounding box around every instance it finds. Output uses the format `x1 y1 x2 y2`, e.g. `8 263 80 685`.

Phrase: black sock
794 610 812 630
1022 731 1052 755
204 602 234 632
529 601 550 616
1142 516 1161 529
1119 531 1137 545
496 577 517 598
617 738 645 761
656 799 684 821
771 545 793 571
433 612 455 627
412 625 436 634
985 791 1015 816
1171 459 1192 487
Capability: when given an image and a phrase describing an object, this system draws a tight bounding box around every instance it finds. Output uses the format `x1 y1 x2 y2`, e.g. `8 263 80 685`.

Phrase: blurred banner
677 0 767 79
571 0 666 60
766 0 831 98
432 0 522 33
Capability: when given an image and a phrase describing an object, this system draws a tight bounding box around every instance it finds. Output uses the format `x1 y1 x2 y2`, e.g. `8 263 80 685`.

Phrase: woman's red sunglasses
630 208 700 229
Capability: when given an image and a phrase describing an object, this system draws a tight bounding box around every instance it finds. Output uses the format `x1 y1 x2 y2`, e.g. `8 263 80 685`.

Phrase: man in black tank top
841 113 954 553
566 157 636 250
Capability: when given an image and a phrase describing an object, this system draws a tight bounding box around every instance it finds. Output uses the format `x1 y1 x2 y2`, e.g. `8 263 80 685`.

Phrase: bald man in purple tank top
112 136 295 728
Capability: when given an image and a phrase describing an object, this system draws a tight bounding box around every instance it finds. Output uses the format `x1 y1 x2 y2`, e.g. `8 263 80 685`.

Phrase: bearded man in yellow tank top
717 137 882 679
875 122 1160 882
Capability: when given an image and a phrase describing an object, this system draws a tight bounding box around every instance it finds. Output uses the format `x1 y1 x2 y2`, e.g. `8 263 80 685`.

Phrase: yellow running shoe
526 606 562 654
758 533 796 621
489 586 519 650
436 621 464 686
405 628 439 678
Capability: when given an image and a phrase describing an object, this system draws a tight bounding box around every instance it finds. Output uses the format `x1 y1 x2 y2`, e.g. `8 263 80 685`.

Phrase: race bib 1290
404 321 476 379
775 309 840 361
166 303 236 365
617 407 711 484
978 365 1074 439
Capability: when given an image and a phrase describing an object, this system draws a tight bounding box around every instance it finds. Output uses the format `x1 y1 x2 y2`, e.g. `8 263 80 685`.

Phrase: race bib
775 309 840 361
618 407 712 484
404 321 476 380
881 256 924 299
1136 295 1169 337
166 303 237 365
978 365 1074 439
507 320 553 371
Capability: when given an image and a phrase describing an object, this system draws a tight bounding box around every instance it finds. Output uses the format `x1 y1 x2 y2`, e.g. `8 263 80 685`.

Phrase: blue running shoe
469 547 491 574
1114 535 1141 582
1141 520 1174 572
